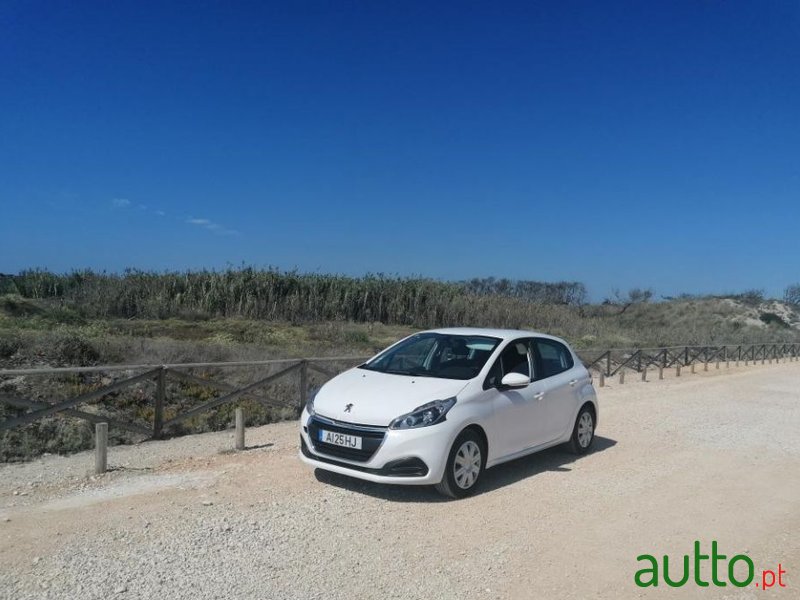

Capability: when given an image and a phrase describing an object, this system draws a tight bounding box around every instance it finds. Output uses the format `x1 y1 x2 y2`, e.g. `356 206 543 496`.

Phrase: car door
532 338 582 441
481 338 550 460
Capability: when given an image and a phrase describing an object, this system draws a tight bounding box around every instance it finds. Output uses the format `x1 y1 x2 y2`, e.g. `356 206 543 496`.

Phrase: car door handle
533 392 544 400
568 379 578 386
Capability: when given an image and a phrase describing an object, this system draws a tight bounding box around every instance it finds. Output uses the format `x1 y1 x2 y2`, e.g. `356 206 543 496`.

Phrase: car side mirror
500 372 530 388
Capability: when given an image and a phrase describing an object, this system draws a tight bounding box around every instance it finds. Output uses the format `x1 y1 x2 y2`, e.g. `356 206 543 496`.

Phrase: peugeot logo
344 403 353 413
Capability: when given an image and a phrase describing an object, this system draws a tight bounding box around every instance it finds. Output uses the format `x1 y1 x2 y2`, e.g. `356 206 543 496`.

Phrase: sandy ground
1 360 799 599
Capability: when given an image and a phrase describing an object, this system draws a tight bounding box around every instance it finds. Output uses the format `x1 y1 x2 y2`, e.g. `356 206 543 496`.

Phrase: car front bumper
298 408 450 485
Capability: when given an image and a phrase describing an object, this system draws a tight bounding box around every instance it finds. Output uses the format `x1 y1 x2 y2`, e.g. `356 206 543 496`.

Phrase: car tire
569 405 595 455
435 429 485 499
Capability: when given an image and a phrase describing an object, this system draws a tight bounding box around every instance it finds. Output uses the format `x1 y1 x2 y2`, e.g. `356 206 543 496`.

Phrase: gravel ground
1 360 799 599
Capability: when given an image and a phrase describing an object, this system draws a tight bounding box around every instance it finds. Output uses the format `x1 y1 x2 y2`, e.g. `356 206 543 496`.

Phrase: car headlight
389 398 456 430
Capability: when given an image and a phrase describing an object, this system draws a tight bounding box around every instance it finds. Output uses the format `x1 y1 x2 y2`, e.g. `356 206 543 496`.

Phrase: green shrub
53 334 100 365
0 333 22 358
759 312 789 328
0 295 43 317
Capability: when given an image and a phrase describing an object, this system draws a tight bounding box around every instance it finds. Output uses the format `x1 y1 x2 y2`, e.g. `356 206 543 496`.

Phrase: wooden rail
0 343 798 438
579 342 800 376
0 357 369 438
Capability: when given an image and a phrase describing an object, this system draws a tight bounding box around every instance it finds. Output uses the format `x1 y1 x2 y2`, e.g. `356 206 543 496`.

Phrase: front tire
435 429 485 499
569 405 595 455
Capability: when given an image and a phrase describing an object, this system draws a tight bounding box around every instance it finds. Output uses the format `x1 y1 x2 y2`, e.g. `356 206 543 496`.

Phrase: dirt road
2 361 799 599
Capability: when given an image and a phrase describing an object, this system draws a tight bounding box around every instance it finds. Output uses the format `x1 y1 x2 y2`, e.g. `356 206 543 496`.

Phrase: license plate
319 429 362 449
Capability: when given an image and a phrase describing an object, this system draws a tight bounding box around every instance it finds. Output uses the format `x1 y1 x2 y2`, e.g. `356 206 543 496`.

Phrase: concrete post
235 408 245 451
95 423 108 475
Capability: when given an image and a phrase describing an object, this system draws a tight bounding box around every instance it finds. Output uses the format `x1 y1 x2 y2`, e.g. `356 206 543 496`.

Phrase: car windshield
359 333 501 380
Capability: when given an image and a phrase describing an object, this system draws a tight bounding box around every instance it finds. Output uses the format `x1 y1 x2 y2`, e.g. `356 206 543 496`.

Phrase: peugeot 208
299 328 598 498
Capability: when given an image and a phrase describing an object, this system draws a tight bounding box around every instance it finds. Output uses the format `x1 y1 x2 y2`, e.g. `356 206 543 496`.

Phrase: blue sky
1 1 798 300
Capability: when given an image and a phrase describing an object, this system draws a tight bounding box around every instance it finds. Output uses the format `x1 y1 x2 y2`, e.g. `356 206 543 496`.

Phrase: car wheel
435 429 485 499
569 405 595 455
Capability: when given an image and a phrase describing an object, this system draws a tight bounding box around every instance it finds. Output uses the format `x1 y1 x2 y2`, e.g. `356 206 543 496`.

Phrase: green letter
694 540 710 587
635 555 659 587
711 541 727 587
663 554 689 587
728 554 754 587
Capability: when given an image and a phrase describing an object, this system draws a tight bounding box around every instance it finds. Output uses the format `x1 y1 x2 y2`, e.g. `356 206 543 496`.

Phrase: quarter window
534 339 574 379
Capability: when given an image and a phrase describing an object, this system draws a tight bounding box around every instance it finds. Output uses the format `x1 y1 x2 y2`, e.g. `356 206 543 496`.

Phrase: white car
299 328 598 498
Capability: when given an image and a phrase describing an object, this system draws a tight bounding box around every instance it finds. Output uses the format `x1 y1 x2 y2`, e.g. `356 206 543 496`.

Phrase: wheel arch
460 423 489 460
580 399 598 427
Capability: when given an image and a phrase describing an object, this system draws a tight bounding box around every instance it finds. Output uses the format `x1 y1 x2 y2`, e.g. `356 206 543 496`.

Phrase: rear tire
435 429 485 499
569 405 595 455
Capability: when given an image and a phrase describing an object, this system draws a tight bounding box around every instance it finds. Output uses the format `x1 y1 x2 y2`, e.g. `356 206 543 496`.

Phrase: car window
360 333 501 380
534 338 574 379
484 339 531 388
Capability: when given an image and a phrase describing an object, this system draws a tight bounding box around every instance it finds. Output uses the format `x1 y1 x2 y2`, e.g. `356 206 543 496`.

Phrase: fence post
598 372 605 387
658 365 663 380
95 422 108 474
676 365 681 377
153 366 165 439
691 363 696 374
704 361 708 371
619 370 625 384
684 347 689 366
235 407 245 451
641 367 647 382
299 360 308 414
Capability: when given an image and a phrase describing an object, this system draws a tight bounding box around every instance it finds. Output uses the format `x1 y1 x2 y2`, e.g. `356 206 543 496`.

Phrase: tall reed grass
8 269 586 328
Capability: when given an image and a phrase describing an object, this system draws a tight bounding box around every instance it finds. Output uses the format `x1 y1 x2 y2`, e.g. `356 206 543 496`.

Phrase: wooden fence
0 341 798 438
580 342 800 377
0 357 368 438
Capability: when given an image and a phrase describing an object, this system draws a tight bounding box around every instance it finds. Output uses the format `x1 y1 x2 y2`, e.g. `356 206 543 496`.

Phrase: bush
0 333 22 358
53 334 100 365
759 312 789 328
785 284 800 306
0 295 42 317
736 289 765 306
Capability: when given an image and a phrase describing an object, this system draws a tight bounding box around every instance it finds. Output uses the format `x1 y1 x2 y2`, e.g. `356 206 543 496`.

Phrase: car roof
423 327 565 343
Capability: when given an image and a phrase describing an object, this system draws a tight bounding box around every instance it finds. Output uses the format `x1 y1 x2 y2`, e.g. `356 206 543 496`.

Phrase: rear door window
533 338 574 380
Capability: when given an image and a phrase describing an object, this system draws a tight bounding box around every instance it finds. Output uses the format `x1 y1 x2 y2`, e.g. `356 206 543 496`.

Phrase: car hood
312 367 470 426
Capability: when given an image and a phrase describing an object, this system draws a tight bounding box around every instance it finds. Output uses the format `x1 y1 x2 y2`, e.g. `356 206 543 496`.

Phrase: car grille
307 416 387 462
